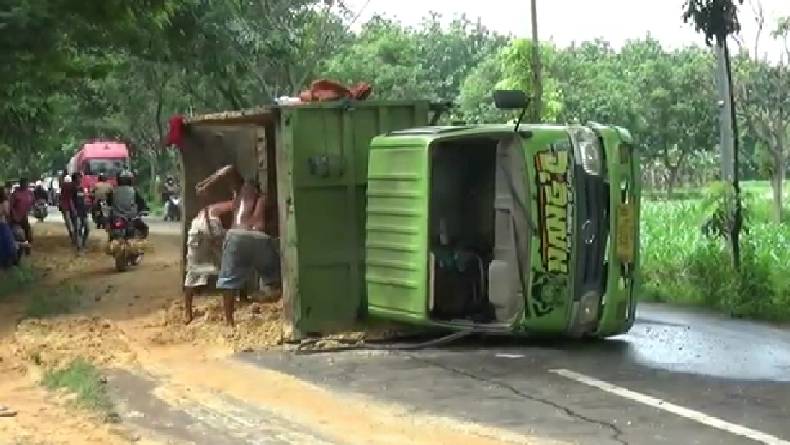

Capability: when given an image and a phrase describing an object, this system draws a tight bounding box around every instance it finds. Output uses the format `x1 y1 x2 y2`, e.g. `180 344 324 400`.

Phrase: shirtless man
197 165 280 326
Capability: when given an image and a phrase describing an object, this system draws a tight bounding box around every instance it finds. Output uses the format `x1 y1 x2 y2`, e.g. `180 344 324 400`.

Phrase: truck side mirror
493 90 529 110
493 90 530 132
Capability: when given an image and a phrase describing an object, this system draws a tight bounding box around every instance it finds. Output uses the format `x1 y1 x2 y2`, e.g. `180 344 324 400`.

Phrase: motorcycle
105 215 147 272
32 199 48 222
164 194 181 222
92 199 110 229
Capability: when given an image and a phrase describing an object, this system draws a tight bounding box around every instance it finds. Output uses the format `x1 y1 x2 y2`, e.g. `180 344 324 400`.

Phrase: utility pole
715 45 735 182
714 41 742 269
530 0 543 123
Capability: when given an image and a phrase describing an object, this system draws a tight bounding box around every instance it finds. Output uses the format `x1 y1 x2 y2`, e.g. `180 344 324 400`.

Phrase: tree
0 0 181 178
498 39 562 122
683 0 745 268
623 41 718 196
737 18 790 222
323 14 506 101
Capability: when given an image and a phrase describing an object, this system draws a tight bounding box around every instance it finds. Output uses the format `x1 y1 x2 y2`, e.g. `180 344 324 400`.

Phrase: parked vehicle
105 215 146 272
177 93 640 339
32 199 48 222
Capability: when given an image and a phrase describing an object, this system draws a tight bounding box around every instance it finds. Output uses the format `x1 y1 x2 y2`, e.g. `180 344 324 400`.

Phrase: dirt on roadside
1 221 556 445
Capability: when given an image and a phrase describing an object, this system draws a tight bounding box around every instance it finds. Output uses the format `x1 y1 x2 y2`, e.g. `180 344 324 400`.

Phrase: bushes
640 183 790 321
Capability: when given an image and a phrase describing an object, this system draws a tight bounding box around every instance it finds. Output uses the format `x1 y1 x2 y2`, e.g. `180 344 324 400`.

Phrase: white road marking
495 353 525 359
550 368 790 445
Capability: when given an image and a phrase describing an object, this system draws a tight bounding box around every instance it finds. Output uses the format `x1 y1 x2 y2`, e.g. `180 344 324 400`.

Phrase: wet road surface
242 303 790 444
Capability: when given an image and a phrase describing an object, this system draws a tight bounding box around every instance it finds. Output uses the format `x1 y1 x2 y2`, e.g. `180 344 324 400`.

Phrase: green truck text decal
535 150 572 274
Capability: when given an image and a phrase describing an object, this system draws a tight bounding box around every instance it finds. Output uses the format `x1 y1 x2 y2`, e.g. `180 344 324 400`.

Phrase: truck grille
573 166 610 301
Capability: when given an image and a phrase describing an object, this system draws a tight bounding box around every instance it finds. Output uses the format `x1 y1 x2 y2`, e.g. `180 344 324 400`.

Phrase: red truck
67 140 131 205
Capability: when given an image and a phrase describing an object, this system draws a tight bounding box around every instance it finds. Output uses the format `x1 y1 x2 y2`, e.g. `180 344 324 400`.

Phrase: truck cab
364 122 640 338
69 141 130 204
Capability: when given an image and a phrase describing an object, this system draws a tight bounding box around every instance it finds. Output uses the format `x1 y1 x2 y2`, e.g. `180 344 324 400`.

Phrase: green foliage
683 0 745 46
24 285 82 319
0 265 38 301
641 184 790 320
699 181 742 239
322 14 506 101
498 39 562 122
42 357 114 416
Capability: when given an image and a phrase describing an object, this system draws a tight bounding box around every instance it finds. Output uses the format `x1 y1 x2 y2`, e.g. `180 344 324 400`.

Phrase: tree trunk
147 151 159 205
666 168 679 200
722 41 742 270
772 148 785 222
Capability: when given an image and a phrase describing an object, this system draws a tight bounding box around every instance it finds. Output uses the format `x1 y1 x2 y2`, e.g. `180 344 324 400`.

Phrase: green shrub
42 358 113 416
24 285 81 318
640 183 790 321
0 265 38 301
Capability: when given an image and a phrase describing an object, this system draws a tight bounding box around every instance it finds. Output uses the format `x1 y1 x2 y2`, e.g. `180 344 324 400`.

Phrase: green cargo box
179 101 430 337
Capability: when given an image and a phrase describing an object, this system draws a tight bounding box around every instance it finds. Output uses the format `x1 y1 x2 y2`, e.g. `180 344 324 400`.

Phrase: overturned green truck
177 96 640 339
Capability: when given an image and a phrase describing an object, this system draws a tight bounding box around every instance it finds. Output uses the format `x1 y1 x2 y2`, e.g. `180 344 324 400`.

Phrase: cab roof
382 123 571 143
81 141 129 158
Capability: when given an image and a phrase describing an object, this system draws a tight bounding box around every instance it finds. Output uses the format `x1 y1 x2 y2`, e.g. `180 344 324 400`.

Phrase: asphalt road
242 304 790 445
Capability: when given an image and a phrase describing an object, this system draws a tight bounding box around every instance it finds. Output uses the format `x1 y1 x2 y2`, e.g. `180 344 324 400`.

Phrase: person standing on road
0 186 17 268
183 198 234 324
70 173 90 252
9 177 34 248
59 174 76 245
197 165 280 326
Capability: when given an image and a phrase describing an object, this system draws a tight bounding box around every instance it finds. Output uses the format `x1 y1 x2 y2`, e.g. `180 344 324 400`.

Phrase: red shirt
10 188 34 222
59 182 75 212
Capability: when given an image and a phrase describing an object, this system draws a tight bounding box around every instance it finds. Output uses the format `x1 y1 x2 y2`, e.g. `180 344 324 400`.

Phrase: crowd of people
0 178 34 268
2 164 278 326
0 170 152 268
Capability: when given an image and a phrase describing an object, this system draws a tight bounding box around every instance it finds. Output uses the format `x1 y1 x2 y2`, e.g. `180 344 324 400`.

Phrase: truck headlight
573 127 603 176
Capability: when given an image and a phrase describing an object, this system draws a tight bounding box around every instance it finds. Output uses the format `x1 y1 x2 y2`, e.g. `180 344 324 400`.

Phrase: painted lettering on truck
535 149 572 275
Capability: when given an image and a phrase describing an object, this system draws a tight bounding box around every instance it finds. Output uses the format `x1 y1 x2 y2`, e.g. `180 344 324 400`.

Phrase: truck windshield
85 158 128 177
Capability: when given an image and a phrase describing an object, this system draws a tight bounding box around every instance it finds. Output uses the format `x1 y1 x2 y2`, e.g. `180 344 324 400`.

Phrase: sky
343 0 790 60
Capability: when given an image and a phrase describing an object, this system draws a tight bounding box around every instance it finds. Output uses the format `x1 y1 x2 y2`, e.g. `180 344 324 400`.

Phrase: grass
640 181 790 321
42 358 114 417
0 265 38 301
24 284 82 318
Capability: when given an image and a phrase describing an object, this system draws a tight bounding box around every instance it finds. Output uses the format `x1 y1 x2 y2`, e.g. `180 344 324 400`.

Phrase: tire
114 252 127 272
130 254 141 266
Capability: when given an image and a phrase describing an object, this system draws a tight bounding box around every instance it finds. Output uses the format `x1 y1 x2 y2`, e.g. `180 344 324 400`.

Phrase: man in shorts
197 165 280 326
183 199 233 324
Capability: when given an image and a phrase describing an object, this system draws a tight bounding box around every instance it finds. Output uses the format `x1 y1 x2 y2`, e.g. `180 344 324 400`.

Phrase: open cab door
365 139 431 324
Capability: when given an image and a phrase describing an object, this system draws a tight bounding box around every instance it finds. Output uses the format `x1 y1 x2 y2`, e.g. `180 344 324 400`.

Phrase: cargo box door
365 146 429 323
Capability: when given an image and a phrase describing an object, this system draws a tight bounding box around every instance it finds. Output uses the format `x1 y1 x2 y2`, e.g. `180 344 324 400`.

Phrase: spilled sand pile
146 298 284 352
12 316 137 369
